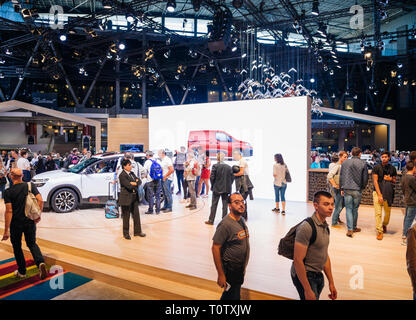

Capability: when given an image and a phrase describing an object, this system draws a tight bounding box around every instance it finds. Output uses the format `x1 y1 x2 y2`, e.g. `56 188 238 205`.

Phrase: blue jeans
147 180 161 213
331 187 345 225
291 271 324 300
403 207 416 237
162 179 173 209
274 183 287 202
195 176 205 196
344 189 362 231
175 169 184 193
22 170 31 182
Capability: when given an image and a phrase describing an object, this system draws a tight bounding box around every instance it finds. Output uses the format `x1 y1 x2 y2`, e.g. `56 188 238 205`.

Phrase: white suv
32 152 146 213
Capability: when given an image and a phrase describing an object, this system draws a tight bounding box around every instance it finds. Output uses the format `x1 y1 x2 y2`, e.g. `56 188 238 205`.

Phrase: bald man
2 168 48 279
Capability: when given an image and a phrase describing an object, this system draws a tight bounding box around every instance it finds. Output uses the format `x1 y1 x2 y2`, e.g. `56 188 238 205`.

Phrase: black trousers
208 192 229 223
121 200 142 236
241 191 249 220
220 262 245 301
10 219 45 275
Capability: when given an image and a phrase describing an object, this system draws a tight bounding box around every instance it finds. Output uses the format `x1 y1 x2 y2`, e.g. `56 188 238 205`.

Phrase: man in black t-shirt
372 151 397 240
1 168 48 279
212 193 250 300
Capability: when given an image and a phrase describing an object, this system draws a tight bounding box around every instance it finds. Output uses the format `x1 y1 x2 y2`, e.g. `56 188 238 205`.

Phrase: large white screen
149 96 311 202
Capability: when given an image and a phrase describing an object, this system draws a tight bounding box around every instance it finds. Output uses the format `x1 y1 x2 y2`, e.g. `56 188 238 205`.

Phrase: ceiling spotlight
364 105 368 111
5 48 12 56
0 58 5 64
241 53 247 58
164 50 171 59
397 62 403 68
167 0 176 13
232 46 238 52
310 78 315 83
331 93 336 99
102 0 112 9
312 0 319 16
317 56 322 63
232 0 243 9
0 72 4 79
336 65 341 69
118 43 126 50
323 65 328 72
59 34 67 41
330 69 334 75
192 0 202 12
353 94 358 99
126 13 135 23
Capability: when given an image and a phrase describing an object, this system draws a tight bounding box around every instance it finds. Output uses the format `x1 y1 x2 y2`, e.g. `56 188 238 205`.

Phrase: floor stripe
0 258 15 265
0 265 37 281
0 266 48 291
2 272 92 300
0 271 68 299
0 260 35 277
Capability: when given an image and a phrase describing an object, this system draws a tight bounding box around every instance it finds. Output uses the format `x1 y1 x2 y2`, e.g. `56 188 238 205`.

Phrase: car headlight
32 178 49 188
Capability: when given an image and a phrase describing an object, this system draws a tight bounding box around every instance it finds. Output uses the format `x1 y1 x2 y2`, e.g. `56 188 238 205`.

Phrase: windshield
67 158 100 174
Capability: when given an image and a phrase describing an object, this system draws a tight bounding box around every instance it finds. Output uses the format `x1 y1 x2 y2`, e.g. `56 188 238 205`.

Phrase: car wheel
51 188 78 213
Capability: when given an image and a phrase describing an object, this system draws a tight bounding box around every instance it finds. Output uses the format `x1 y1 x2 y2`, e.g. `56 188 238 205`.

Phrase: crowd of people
1 144 416 301
311 149 411 170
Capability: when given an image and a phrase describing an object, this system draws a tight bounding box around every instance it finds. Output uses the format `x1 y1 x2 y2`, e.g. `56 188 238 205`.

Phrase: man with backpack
1 168 48 280
282 191 337 300
143 151 163 214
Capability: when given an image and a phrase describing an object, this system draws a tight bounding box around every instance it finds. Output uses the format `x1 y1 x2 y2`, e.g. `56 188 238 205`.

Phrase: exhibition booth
1 96 410 300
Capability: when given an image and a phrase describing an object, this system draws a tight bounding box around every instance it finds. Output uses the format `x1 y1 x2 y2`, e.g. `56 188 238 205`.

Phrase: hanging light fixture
166 0 176 13
311 0 319 16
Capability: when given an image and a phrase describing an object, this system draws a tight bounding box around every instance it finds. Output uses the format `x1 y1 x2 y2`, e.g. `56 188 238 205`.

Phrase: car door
81 159 117 201
215 131 229 156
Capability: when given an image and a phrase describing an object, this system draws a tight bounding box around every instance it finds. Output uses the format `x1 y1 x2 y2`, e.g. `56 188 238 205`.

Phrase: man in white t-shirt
143 150 162 214
158 149 174 212
17 150 31 182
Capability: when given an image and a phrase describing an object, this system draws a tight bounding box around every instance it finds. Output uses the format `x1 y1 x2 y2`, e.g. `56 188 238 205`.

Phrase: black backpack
278 217 329 260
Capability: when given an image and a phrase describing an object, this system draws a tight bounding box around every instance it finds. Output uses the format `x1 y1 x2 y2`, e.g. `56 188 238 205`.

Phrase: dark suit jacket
210 162 234 195
119 170 142 206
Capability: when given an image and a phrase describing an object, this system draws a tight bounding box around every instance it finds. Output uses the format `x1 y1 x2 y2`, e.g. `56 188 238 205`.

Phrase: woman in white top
273 153 287 215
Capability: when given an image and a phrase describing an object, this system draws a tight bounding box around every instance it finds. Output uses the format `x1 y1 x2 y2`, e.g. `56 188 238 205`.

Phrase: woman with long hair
273 153 288 215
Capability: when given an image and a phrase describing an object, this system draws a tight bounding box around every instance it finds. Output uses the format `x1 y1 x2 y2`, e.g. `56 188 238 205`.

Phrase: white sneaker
14 270 27 279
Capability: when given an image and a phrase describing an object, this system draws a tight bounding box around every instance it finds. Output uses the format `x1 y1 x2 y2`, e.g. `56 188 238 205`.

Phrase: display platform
0 196 412 300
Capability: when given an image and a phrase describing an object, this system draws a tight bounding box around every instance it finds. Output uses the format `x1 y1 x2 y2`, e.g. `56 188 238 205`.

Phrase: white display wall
149 96 311 202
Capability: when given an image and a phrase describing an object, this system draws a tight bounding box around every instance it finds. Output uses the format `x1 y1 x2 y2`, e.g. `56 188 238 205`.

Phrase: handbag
25 183 41 221
285 165 292 183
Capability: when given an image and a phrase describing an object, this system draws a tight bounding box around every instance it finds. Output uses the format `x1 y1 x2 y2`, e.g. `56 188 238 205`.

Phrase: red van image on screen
188 130 253 158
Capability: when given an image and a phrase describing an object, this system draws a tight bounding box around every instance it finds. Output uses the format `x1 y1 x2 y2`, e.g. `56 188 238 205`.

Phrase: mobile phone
225 282 231 291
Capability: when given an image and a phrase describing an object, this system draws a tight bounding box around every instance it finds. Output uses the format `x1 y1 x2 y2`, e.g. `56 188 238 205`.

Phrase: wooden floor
0 195 413 300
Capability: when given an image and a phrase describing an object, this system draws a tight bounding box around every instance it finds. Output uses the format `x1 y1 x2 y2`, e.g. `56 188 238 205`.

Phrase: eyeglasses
231 200 246 205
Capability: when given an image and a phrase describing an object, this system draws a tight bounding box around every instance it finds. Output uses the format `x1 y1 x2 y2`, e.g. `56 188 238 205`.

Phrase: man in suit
205 152 235 225
118 159 146 240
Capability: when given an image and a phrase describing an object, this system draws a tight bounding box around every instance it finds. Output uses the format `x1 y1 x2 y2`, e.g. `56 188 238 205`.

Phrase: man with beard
212 193 250 300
